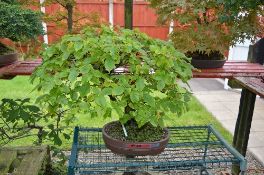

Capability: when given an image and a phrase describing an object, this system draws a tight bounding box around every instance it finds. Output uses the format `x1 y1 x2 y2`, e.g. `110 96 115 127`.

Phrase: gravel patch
245 151 264 175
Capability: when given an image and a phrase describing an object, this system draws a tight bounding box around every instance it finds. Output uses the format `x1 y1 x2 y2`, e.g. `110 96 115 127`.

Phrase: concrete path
188 78 264 166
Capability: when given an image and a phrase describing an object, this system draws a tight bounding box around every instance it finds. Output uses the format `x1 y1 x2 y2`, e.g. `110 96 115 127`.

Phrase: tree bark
66 3 73 33
125 0 133 29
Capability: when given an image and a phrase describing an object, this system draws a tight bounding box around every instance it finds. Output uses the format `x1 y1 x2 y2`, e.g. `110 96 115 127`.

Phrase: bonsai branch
203 8 209 24
55 109 69 134
0 126 38 146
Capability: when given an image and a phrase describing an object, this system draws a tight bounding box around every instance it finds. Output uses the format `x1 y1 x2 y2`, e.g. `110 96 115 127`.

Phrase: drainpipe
169 20 174 34
109 0 114 27
40 0 48 44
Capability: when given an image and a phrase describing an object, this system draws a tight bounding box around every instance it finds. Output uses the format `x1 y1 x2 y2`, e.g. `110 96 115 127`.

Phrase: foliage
0 98 70 147
0 1 44 42
149 0 264 55
32 26 193 128
0 98 43 145
217 0 264 22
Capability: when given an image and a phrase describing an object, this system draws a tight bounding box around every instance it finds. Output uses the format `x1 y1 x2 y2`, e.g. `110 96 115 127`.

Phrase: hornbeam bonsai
32 25 193 155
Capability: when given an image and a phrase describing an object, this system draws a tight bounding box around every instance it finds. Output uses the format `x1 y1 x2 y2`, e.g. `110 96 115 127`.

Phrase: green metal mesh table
68 125 247 175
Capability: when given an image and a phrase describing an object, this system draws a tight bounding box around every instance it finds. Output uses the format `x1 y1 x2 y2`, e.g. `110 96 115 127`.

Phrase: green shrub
0 1 44 42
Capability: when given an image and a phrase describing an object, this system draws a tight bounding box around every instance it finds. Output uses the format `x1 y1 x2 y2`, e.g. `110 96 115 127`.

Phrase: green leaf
71 91 79 101
102 87 112 95
143 93 155 107
27 105 40 112
79 101 90 111
63 133 71 140
68 69 78 83
112 86 124 96
77 83 90 97
62 52 70 60
74 41 83 51
46 47 55 57
105 58 115 72
111 101 124 118
103 108 112 119
95 95 107 107
157 80 165 91
54 135 62 146
136 78 145 91
130 91 140 103
149 119 158 127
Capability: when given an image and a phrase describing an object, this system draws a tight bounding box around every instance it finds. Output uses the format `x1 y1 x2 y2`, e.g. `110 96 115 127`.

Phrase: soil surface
186 50 224 60
104 121 166 142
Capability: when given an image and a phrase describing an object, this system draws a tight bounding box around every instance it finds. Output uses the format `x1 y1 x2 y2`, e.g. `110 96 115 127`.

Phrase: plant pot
102 121 169 156
191 58 227 69
0 52 18 67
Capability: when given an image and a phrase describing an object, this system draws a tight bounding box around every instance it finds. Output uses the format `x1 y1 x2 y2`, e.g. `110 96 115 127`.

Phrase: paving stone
251 120 264 132
211 110 237 121
248 132 264 148
219 119 237 135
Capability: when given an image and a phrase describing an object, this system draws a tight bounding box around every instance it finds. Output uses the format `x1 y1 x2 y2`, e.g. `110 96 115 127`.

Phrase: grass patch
0 76 232 148
0 76 39 100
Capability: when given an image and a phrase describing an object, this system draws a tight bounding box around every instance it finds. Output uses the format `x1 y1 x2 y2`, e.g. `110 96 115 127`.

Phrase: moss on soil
105 121 166 142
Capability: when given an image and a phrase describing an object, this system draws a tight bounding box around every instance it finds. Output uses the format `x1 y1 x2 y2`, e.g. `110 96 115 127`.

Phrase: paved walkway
189 78 264 166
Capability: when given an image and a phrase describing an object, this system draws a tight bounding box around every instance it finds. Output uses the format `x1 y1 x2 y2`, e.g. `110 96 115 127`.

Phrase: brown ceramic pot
102 121 169 156
0 53 18 67
191 58 227 69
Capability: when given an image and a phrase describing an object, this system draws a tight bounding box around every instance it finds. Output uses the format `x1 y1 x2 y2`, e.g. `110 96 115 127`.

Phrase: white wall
228 39 251 61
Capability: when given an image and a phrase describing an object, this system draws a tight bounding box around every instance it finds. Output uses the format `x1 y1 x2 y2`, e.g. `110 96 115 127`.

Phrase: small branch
0 127 11 139
196 17 202 24
0 116 11 130
27 123 43 129
203 8 209 24
54 0 67 8
72 14 91 23
0 133 37 146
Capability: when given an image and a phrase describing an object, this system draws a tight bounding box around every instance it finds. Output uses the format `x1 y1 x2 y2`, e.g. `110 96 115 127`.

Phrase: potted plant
150 0 264 69
0 0 44 66
31 26 193 156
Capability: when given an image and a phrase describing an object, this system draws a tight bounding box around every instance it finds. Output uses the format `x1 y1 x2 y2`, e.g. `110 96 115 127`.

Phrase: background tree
149 0 264 55
0 0 44 54
43 0 103 39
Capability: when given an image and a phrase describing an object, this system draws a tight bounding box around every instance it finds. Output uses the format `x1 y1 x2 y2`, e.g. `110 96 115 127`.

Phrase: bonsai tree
149 0 264 61
0 0 44 61
31 26 192 148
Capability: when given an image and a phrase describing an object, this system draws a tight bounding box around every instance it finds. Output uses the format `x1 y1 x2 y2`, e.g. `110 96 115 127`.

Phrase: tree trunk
66 3 73 33
125 0 133 29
